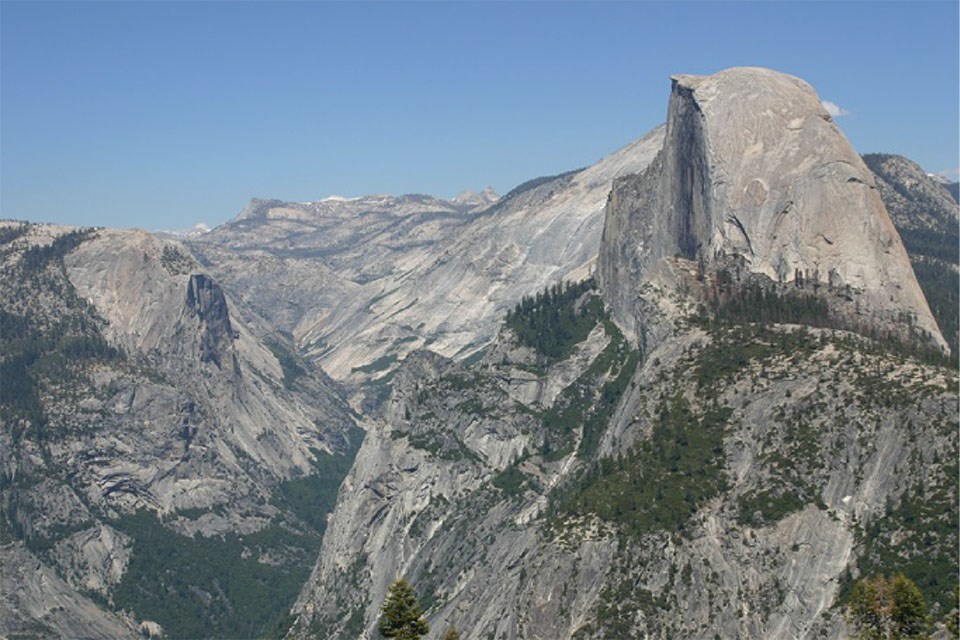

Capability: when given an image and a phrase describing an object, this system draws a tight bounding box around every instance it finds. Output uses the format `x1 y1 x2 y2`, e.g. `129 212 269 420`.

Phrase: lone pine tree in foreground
378 578 429 640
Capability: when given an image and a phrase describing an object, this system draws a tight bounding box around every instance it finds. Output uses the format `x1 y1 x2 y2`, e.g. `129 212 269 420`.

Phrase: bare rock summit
600 66 947 353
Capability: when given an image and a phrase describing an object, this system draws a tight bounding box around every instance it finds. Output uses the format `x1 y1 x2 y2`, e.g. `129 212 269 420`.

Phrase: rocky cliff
598 67 946 354
0 224 360 638
189 127 664 387
862 153 958 237
289 69 958 640
862 153 959 356
3 66 957 640
290 290 957 639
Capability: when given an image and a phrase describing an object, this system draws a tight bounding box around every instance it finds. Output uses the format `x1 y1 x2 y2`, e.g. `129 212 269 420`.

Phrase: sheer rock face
290 316 957 640
185 273 237 370
191 126 665 385
599 67 946 353
0 544 137 639
2 223 360 638
61 228 354 498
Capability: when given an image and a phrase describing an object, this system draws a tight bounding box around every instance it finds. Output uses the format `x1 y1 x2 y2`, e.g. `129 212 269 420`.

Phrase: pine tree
947 586 959 639
378 578 429 640
890 574 927 638
847 573 928 639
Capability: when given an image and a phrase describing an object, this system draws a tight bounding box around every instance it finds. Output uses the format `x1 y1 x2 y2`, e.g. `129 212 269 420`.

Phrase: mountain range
1 67 957 639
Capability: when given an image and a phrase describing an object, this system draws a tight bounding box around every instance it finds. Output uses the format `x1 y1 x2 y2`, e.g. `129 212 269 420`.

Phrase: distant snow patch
158 222 211 237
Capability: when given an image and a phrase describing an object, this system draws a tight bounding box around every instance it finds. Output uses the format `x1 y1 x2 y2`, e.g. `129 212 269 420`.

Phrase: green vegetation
159 244 195 276
353 353 399 375
948 587 959 639
0 222 29 245
505 278 602 362
711 279 830 328
507 280 638 461
860 153 959 358
378 578 429 639
539 317 638 460
701 269 953 367
691 322 821 395
586 559 674 639
848 473 958 624
20 228 96 275
692 316 960 624
0 228 121 446
113 431 364 639
273 439 364 535
911 257 959 360
363 368 399 412
556 395 730 537
442 626 462 640
492 465 538 497
15 519 92 555
900 227 960 264
847 573 928 639
112 510 316 640
458 346 488 369
736 487 808 526
264 336 309 389
394 428 481 464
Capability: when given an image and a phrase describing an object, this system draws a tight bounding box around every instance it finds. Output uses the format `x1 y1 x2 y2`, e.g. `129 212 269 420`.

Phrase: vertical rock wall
599 67 947 353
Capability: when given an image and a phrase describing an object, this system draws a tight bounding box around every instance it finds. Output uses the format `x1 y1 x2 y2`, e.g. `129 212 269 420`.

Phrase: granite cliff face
0 224 359 638
865 153 959 359
61 228 355 488
289 69 957 640
599 67 946 354
3 67 958 640
290 297 957 640
189 127 664 386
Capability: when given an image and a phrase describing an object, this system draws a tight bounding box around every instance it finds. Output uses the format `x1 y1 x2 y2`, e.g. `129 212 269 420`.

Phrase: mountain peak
453 186 500 208
600 67 947 353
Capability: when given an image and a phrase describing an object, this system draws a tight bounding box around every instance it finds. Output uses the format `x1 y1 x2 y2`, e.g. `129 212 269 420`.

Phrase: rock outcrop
862 153 959 236
288 68 957 640
62 228 354 488
185 273 238 370
0 223 359 638
0 543 137 638
4 67 958 640
599 67 947 353
290 303 957 639
861 153 959 355
453 186 501 208
190 126 665 386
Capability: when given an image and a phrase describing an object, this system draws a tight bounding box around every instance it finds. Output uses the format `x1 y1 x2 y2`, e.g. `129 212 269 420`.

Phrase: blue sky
2 1 958 230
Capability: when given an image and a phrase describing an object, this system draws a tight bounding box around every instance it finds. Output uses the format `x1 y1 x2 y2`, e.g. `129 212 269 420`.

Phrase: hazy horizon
2 1 958 231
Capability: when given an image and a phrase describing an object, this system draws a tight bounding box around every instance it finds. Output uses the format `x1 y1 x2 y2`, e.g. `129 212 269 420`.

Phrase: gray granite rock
599 67 947 353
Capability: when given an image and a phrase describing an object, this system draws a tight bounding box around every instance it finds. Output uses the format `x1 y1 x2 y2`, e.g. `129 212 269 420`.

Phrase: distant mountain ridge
453 186 500 208
2 67 958 640
189 126 952 398
188 126 665 389
862 153 959 357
